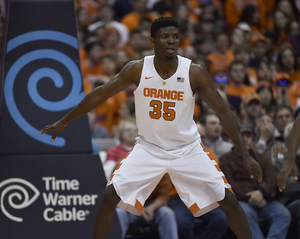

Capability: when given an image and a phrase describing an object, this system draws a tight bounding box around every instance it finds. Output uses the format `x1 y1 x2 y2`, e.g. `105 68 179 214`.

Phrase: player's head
150 17 180 59
150 17 179 38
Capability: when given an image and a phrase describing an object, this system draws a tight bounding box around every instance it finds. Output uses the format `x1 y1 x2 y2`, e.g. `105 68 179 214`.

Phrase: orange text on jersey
143 88 184 101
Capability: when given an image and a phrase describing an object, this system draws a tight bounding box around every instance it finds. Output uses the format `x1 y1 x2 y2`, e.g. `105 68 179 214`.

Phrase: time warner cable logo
0 177 98 222
0 178 40 222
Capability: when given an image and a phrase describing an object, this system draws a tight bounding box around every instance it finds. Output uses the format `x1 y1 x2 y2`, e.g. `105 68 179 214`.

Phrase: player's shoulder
189 61 207 76
122 59 144 73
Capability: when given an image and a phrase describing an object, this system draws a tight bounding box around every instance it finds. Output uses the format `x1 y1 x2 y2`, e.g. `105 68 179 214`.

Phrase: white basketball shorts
107 137 232 217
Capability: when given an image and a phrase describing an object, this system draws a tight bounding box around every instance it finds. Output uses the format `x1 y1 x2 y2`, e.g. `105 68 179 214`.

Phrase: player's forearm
60 87 106 127
217 107 248 156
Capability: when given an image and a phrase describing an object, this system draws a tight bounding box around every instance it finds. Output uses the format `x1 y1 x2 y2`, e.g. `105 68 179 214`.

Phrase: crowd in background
76 0 300 238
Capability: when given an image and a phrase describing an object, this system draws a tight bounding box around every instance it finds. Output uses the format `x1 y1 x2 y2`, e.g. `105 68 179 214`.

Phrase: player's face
152 26 180 59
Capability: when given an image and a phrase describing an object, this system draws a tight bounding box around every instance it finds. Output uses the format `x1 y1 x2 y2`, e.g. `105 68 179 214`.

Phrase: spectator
220 124 291 239
240 5 262 33
224 0 268 30
88 110 111 139
80 41 105 94
152 0 172 16
206 32 235 74
201 112 233 158
121 0 157 32
124 29 144 59
236 22 252 45
105 120 138 168
249 33 268 69
230 27 247 53
242 93 263 129
213 71 230 93
115 49 132 72
254 113 275 155
274 72 292 105
194 34 213 57
256 61 275 84
101 27 123 59
273 104 295 142
276 46 300 83
87 4 129 46
226 60 256 111
93 80 128 136
116 172 178 239
234 44 258 86
256 81 277 113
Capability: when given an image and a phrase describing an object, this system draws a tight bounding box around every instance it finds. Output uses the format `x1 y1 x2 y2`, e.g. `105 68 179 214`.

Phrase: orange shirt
121 12 157 32
226 83 256 97
289 71 300 83
95 91 128 135
288 82 300 108
206 50 235 74
224 0 268 30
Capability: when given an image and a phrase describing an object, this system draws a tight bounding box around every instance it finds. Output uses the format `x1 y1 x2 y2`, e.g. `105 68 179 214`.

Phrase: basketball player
41 17 262 239
277 113 300 192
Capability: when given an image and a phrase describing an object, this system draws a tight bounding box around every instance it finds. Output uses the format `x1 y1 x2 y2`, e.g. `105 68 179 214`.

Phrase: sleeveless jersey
134 55 199 150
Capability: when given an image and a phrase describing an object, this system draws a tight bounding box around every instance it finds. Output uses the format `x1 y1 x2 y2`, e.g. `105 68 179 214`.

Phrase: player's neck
153 55 178 79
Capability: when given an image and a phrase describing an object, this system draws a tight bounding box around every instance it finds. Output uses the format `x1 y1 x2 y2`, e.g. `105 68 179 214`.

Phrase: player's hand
277 159 298 192
243 154 263 183
40 120 66 142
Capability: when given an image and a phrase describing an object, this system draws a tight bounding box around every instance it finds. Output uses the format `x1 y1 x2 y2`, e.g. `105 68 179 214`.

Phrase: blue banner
0 0 92 155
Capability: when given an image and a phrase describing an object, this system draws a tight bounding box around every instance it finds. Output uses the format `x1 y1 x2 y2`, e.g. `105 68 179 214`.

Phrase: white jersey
134 55 199 150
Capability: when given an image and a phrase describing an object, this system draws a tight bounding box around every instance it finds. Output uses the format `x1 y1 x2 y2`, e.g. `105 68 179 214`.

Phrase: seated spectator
226 60 256 112
224 0 268 30
249 33 268 70
206 32 235 74
274 72 292 105
120 0 157 32
240 4 263 33
234 44 258 86
276 46 300 83
256 81 277 114
201 112 233 158
80 41 105 94
87 4 129 46
220 124 291 239
116 173 178 239
194 34 213 57
273 104 295 142
242 93 263 129
105 120 138 168
254 113 275 155
213 70 230 93
167 122 229 239
124 29 144 59
88 110 111 139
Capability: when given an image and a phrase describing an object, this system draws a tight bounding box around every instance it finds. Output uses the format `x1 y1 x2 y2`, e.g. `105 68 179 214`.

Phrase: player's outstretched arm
40 60 142 141
190 63 263 182
277 113 300 191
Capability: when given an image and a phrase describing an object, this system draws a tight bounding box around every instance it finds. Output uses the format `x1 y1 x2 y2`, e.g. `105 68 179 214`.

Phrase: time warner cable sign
1 177 98 223
0 154 122 239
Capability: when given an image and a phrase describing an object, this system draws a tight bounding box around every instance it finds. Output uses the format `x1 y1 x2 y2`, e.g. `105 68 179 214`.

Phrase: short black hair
151 17 179 38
